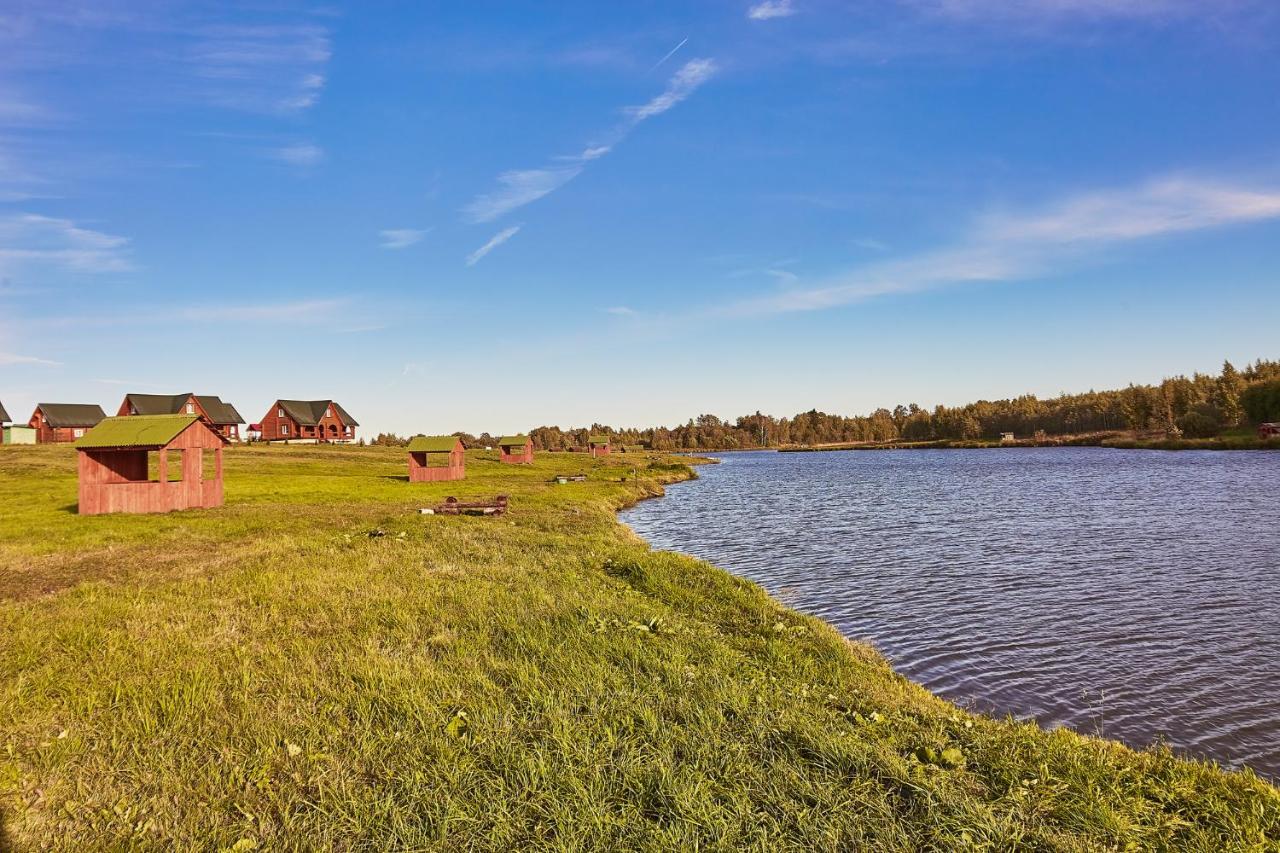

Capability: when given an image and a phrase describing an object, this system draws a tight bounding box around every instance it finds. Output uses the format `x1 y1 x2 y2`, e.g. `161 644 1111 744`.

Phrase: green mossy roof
497 435 530 447
75 415 200 449
407 435 461 453
589 435 610 445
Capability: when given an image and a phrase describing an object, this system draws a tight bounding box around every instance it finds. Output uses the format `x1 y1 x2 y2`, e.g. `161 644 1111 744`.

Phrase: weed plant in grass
1 444 1277 849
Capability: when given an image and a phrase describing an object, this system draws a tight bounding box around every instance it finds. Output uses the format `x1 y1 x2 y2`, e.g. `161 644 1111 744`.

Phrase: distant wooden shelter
1259 423 1280 439
408 435 466 482
1000 432 1016 444
258 400 358 444
75 415 227 516
498 435 534 464
588 434 611 457
118 392 245 441
29 403 107 444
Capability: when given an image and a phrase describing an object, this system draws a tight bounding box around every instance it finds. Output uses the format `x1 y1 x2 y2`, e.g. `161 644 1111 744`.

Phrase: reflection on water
622 448 1280 779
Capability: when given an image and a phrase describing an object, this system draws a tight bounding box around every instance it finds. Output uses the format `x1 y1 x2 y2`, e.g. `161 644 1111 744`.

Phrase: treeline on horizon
367 358 1280 450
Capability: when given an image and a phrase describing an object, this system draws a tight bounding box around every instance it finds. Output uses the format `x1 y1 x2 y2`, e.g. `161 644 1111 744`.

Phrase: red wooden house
75 415 226 515
1259 423 1280 439
588 434 611 457
407 435 466 482
29 403 107 443
118 392 245 441
258 400 358 443
498 434 534 464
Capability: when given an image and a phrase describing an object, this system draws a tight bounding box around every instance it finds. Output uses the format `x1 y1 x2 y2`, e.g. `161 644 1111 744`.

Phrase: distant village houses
118 393 245 441
258 400 358 444
28 403 107 444
1259 423 1280 439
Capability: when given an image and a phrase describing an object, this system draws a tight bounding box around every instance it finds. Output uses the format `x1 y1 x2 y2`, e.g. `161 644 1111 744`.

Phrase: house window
278 408 285 418
281 424 290 435
73 428 85 438
186 403 194 414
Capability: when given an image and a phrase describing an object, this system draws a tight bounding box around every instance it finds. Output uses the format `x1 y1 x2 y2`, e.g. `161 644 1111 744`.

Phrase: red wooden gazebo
497 435 534 464
408 435 466 482
75 415 227 516
588 434 611 457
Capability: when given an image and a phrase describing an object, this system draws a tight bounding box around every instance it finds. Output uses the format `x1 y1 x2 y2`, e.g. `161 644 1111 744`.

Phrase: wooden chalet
29 403 107 444
588 434 611 457
74 415 226 516
407 435 466 482
118 393 245 441
258 400 358 443
497 434 534 464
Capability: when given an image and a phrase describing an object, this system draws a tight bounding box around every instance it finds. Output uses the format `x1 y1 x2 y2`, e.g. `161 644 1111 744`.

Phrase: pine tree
1216 360 1245 427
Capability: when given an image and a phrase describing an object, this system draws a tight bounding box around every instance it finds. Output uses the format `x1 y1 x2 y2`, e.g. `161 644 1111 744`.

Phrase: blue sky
2 0 1279 436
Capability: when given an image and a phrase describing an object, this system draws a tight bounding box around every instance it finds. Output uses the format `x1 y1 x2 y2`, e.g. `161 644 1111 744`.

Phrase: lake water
621 448 1280 779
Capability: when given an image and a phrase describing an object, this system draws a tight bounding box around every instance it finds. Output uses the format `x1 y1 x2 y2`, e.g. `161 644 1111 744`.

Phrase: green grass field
1 444 1277 850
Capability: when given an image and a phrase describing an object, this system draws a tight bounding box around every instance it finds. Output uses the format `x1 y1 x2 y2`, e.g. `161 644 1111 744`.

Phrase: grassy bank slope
1 445 1276 850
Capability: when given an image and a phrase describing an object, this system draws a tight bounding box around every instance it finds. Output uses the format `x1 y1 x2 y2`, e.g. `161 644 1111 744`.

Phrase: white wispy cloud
466 225 522 266
187 23 332 113
748 0 799 20
271 143 324 167
180 298 348 323
464 167 582 223
462 58 719 223
0 351 61 367
379 228 431 249
623 58 719 122
604 306 637 316
0 213 132 274
727 176 1280 316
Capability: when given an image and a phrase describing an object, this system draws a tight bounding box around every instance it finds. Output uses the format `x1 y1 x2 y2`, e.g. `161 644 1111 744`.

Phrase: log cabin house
407 435 466 482
75 415 226 515
28 403 107 444
588 434 611 457
118 393 245 441
498 434 534 464
258 400 358 444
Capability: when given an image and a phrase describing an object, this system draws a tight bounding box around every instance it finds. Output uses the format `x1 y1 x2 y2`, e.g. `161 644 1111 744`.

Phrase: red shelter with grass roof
498 434 534 464
588 434 611 457
407 435 466 482
75 415 227 515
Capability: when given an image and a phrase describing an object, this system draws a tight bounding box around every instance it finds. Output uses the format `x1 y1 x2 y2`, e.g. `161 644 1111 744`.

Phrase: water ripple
622 448 1280 780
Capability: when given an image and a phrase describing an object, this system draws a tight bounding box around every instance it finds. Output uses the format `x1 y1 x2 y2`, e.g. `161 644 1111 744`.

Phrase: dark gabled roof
194 396 245 425
589 434 610 445
407 435 462 453
497 434 530 447
124 393 194 416
0 400 9 423
36 403 107 428
124 392 244 425
276 400 359 427
75 414 202 449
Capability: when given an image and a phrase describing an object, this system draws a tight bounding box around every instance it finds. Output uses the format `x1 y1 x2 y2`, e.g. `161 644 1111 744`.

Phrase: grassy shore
1 444 1277 850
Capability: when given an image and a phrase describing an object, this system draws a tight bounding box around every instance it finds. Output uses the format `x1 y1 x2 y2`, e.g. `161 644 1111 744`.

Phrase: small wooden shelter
75 415 227 516
408 435 466 482
498 434 534 464
588 434 611 457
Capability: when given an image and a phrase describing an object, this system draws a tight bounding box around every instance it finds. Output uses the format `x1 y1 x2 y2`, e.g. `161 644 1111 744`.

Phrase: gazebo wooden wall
408 437 466 482
498 436 534 465
77 418 226 516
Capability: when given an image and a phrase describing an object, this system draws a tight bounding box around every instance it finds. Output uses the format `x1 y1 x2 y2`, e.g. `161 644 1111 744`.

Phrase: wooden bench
552 473 588 484
422 495 509 516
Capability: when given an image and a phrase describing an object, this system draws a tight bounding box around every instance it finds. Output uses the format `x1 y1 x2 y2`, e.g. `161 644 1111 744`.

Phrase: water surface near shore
621 448 1280 779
